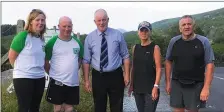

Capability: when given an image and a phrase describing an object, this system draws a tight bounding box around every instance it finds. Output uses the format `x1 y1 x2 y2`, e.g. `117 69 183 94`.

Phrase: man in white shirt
44 16 83 112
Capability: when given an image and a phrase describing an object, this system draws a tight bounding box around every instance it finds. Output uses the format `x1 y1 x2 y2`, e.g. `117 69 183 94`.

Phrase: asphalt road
202 67 224 112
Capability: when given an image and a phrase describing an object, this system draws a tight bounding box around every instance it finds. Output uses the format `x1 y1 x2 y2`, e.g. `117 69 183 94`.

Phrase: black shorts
45 78 79 105
170 79 206 110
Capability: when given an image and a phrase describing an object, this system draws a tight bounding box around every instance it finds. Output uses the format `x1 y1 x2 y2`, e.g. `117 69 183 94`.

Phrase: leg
54 105 63 112
144 90 160 112
173 108 185 112
64 86 79 105
45 78 64 108
64 104 74 112
183 82 206 111
64 86 79 112
92 69 108 112
133 93 144 112
13 78 34 112
30 77 45 112
170 80 185 111
187 110 199 112
108 68 124 112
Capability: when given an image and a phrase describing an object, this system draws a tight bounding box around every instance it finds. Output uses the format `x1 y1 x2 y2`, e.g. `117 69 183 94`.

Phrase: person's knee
173 108 185 112
54 105 63 112
64 104 74 112
186 109 199 112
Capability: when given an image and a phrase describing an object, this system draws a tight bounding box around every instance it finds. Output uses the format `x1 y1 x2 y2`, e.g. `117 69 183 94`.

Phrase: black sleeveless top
133 42 156 93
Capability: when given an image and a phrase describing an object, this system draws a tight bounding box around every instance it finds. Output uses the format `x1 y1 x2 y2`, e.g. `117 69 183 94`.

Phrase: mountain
151 7 224 39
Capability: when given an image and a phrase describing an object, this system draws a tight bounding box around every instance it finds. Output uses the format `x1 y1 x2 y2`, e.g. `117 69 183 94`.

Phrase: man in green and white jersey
44 16 83 112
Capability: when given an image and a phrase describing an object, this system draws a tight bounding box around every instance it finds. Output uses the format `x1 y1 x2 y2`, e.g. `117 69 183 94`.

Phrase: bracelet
154 84 159 88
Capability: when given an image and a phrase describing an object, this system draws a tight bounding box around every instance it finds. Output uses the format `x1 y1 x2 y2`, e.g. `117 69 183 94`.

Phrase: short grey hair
179 15 195 26
58 16 72 25
94 9 108 19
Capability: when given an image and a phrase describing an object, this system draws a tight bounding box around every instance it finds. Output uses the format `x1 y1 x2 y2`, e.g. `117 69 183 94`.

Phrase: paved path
123 71 172 112
123 68 224 112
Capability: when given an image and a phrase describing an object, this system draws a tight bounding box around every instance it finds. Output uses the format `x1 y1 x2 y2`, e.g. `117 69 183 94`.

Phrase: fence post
1 20 25 66
77 32 80 40
17 19 25 33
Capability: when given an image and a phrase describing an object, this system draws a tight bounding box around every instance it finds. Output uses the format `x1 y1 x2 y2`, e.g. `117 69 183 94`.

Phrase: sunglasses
30 9 43 15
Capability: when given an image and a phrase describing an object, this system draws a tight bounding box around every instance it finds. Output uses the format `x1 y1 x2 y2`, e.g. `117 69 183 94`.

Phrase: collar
96 27 109 36
182 33 197 41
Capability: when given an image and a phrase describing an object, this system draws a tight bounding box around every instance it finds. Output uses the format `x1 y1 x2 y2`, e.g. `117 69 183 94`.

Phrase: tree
213 36 224 44
212 43 224 64
1 24 17 37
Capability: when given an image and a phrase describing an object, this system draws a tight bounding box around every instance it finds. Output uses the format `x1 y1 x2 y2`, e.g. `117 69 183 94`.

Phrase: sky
2 2 224 34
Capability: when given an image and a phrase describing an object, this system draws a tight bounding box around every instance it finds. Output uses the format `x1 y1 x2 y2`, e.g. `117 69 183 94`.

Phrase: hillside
151 7 224 39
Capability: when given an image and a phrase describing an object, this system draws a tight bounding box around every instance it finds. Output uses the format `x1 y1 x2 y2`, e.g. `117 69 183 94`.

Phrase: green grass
1 82 19 112
1 77 115 112
1 82 95 112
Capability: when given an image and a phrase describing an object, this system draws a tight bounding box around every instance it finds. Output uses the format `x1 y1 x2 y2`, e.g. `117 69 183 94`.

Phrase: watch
154 84 159 88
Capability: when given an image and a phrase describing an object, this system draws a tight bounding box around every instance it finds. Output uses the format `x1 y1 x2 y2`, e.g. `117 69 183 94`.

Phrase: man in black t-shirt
165 15 215 112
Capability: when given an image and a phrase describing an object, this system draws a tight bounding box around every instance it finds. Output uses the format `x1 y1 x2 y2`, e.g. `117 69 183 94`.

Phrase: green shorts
170 79 206 110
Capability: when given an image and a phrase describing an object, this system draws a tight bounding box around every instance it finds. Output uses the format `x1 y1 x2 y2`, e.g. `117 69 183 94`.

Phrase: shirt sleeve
165 36 180 61
73 36 84 58
119 32 130 59
203 38 215 64
10 31 28 53
45 36 57 60
82 35 91 64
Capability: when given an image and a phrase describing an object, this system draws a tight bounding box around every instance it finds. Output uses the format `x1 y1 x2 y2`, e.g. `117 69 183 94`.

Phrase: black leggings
13 77 45 112
134 91 160 112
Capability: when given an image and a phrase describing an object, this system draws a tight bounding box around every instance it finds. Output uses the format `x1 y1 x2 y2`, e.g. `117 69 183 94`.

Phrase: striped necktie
100 32 108 72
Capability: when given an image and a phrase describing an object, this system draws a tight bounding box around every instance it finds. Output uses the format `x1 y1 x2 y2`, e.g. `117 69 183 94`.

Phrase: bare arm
83 63 90 82
203 63 214 89
44 60 50 74
123 58 130 85
119 32 130 86
78 58 82 69
203 38 215 89
130 45 135 87
165 60 172 85
154 45 162 85
8 48 19 67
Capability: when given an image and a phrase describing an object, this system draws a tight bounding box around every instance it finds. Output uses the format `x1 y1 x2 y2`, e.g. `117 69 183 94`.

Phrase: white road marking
214 76 224 80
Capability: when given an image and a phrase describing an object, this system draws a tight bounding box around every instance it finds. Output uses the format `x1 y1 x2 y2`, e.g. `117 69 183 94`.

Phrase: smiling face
179 17 195 37
25 9 46 36
58 17 73 38
31 14 46 34
138 27 150 41
94 10 109 32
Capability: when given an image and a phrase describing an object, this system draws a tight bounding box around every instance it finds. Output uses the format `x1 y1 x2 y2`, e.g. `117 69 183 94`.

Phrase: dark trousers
13 77 45 112
92 67 124 112
134 91 160 112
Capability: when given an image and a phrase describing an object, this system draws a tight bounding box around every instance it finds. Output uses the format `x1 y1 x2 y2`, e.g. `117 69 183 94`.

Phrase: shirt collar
96 27 109 36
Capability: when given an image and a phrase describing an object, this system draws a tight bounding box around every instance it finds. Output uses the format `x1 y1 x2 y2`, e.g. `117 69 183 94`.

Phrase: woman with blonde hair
8 9 46 112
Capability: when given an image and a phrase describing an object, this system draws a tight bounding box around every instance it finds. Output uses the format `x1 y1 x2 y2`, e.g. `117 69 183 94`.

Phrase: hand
128 85 133 97
166 82 171 95
84 80 92 93
200 87 210 101
152 87 158 101
124 75 130 87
